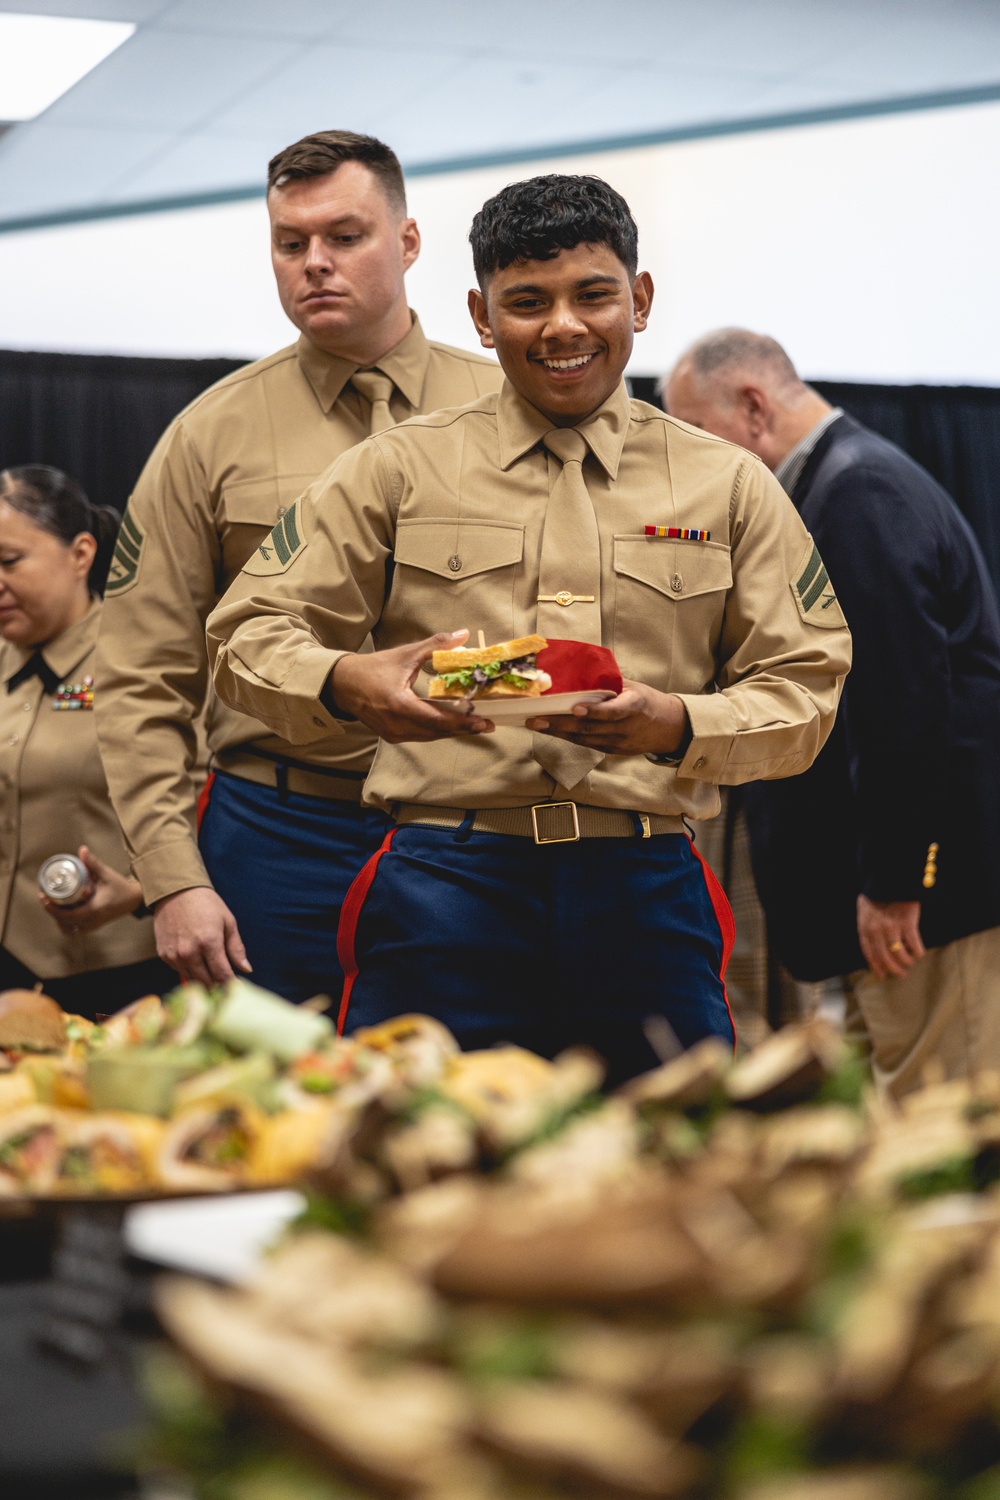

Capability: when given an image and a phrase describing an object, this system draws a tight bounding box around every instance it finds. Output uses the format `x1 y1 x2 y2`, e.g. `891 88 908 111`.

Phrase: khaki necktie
350 369 396 434
532 427 606 794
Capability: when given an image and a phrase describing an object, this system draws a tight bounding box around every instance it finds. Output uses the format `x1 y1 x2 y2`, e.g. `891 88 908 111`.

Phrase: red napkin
535 639 623 695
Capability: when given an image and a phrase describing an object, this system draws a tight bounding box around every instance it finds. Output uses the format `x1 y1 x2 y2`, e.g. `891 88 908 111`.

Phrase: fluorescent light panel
0 12 135 121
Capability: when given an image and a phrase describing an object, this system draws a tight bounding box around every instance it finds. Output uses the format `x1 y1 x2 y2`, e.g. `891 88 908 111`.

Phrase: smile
539 353 596 370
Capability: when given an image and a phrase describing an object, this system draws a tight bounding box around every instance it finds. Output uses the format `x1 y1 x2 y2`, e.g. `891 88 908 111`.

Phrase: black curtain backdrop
0 348 245 515
1 351 998 591
632 375 1000 591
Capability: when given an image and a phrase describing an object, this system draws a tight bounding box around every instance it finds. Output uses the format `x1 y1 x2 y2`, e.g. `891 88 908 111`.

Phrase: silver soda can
38 854 94 908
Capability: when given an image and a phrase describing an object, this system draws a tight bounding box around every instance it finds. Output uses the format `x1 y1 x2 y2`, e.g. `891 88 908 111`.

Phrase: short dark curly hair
469 174 638 287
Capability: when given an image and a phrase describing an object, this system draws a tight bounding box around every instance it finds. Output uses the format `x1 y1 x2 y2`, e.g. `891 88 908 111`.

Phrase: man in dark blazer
664 328 1000 1097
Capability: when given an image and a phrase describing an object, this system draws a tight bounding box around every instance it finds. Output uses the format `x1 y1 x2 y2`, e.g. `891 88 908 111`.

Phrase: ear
399 216 421 272
467 286 495 349
739 385 770 439
70 532 97 581
631 271 654 333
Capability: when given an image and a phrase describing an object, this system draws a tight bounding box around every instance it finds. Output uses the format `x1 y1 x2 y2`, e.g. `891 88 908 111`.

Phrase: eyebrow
500 273 622 296
271 213 364 234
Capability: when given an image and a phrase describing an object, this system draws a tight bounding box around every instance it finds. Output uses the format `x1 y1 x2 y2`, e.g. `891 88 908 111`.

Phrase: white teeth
541 354 594 369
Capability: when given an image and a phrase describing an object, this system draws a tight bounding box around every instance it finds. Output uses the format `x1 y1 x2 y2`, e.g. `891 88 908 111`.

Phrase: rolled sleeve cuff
673 692 739 781
132 839 212 908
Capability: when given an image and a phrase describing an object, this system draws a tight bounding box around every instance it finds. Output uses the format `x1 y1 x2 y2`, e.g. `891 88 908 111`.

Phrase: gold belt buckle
531 801 581 844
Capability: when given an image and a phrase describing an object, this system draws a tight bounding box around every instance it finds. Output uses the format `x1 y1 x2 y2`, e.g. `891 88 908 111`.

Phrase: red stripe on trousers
688 836 738 1053
335 827 398 1035
196 770 216 833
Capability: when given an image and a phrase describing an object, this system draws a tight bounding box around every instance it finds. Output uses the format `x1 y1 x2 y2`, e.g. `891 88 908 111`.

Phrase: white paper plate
124 1189 305 1282
438 688 616 728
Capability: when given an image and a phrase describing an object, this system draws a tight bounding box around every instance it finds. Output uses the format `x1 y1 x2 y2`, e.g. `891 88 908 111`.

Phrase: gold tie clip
537 591 596 607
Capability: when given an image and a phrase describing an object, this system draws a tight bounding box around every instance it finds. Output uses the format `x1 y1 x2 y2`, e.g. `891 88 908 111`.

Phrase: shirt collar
3 596 101 689
496 378 632 479
774 407 844 497
295 311 431 415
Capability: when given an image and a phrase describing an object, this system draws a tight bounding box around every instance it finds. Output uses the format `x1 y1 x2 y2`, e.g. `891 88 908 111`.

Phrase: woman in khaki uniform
0 466 174 1017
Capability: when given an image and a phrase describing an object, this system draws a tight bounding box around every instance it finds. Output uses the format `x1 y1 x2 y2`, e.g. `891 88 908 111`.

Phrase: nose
303 235 334 277
541 300 589 341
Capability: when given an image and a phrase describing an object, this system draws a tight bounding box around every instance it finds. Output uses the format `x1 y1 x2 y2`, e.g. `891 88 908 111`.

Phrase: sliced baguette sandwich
429 634 551 699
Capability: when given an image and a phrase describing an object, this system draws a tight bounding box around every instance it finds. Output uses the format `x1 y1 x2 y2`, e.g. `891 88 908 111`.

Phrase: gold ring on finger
889 940 904 953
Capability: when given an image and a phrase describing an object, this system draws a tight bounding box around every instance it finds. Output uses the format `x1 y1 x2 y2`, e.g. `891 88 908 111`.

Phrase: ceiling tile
112 132 276 198
382 56 767 163
328 0 581 54
204 42 465 144
40 28 303 131
0 0 165 17
155 0 353 39
0 123 174 217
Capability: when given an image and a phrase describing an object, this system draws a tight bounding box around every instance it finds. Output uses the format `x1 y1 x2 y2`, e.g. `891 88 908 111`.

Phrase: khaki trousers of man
850 925 1000 1100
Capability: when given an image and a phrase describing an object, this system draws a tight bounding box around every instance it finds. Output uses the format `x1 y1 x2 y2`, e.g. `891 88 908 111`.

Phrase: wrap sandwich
0 1105 59 1194
51 1110 164 1196
158 1101 265 1191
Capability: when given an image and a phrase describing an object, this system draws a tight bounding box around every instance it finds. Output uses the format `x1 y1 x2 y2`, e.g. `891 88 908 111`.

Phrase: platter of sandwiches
0 984 492 1202
149 1015 1000 1500
429 633 617 725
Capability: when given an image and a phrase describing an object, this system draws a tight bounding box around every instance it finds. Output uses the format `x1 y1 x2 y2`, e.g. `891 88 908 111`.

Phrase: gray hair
664 327 803 397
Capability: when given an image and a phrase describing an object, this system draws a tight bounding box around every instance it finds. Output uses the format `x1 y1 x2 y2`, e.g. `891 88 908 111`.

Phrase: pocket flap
613 536 732 599
222 476 314 527
395 518 524 579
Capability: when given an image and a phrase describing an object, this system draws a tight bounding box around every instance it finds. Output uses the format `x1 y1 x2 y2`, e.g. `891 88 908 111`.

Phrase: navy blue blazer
744 413 1000 981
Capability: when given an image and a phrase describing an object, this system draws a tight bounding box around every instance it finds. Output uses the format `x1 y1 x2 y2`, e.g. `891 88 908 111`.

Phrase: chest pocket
220 477 314 584
612 535 732 664
220 476 315 528
392 518 524 643
613 536 732 599
394 518 524 579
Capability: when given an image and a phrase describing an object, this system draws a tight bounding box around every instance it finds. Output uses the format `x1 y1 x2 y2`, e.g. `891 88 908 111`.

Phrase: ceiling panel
202 42 465 143
0 123 174 214
0 0 997 230
39 29 303 130
108 132 282 200
0 0 166 18
157 0 352 40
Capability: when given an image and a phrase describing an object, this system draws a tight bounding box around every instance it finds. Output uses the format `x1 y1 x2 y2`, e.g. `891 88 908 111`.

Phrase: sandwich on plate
429 634 551 700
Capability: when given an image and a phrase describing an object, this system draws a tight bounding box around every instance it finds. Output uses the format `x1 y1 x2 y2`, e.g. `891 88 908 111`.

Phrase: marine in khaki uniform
95 130 500 998
208 174 851 1084
0 466 173 1018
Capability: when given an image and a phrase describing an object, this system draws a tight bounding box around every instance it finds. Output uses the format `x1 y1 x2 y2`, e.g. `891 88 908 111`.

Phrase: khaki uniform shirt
208 381 851 821
95 314 501 905
0 601 157 978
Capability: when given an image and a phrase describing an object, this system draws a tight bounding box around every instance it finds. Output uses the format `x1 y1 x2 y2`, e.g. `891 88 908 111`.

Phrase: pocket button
448 555 462 573
671 574 683 593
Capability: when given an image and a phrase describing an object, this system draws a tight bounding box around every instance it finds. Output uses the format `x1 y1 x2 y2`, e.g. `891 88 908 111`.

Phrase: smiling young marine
207 174 852 1083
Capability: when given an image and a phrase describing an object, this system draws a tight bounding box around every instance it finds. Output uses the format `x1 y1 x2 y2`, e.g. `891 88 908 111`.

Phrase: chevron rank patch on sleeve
791 539 847 629
105 506 146 596
243 501 307 577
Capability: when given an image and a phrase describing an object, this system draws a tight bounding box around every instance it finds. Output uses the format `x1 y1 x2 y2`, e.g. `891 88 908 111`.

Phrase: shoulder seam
173 346 299 422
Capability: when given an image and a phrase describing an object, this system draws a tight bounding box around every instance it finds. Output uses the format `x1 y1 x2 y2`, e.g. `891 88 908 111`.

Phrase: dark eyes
279 233 362 253
509 290 611 311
